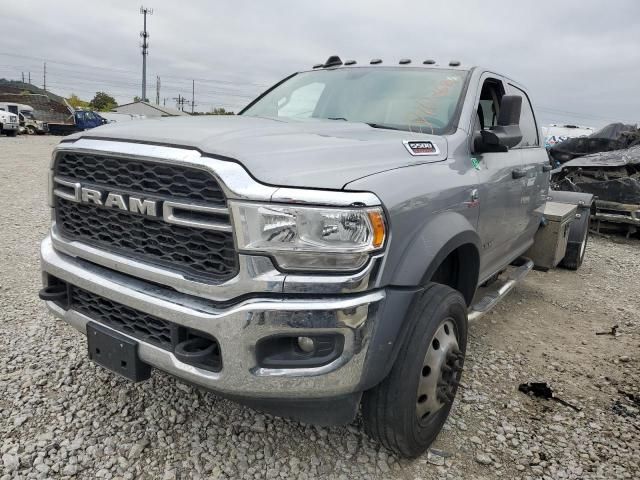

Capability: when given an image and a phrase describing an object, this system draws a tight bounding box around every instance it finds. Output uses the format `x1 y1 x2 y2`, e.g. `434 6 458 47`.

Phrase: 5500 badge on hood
403 140 440 156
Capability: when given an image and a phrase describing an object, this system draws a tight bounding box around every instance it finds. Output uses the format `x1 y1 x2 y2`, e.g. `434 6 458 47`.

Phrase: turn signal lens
368 210 386 248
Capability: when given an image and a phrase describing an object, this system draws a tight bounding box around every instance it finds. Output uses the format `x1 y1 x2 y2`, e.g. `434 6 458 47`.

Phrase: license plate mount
86 321 151 382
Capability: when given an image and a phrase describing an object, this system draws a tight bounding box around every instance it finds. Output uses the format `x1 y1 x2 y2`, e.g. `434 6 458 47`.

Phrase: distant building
112 101 189 117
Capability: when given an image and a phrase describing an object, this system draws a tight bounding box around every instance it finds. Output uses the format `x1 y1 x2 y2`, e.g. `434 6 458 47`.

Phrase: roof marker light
449 60 461 67
370 59 382 65
423 59 436 65
399 59 411 65
323 56 343 68
344 60 357 65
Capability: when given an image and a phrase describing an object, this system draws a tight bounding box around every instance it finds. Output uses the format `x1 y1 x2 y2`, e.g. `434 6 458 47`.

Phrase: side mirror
473 95 523 153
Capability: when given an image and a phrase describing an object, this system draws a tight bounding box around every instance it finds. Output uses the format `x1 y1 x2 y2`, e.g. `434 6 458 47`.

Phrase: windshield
242 67 468 134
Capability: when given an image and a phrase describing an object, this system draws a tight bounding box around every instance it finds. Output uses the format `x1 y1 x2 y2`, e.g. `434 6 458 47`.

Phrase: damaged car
551 124 640 237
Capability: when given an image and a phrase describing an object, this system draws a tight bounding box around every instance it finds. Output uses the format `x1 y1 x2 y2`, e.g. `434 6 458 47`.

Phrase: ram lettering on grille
53 152 238 281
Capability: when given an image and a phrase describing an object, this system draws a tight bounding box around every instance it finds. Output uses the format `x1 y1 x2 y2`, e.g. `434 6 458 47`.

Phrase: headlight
229 201 386 271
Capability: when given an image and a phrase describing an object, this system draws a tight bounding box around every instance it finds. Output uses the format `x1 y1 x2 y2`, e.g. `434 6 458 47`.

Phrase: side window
474 78 505 132
277 82 325 118
508 84 539 147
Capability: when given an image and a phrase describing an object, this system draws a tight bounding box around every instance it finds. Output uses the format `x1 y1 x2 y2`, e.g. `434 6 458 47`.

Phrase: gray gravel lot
1 136 639 479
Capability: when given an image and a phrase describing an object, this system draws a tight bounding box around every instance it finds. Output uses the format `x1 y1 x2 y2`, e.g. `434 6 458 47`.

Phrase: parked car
0 110 19 136
48 109 108 135
39 57 589 457
19 110 49 135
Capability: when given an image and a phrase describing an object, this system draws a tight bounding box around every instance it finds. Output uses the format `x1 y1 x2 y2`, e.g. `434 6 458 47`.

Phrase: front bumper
41 235 386 399
2 123 18 131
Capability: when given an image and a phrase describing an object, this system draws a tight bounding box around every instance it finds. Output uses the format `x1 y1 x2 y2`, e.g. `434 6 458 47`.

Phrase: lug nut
297 336 315 353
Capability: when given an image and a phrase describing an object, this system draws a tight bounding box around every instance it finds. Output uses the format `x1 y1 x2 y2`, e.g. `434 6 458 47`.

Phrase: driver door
472 75 528 282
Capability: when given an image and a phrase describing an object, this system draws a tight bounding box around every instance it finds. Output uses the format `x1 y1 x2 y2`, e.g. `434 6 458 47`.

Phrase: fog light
255 334 344 369
297 336 315 353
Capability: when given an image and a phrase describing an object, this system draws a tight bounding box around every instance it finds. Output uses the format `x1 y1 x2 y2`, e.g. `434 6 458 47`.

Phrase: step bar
467 257 534 322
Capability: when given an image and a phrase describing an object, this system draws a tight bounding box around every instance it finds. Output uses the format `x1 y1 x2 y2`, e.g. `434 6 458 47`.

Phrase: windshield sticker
403 140 440 156
407 75 463 135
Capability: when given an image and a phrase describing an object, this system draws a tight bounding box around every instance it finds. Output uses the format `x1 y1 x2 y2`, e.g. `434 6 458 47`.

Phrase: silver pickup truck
39 57 590 457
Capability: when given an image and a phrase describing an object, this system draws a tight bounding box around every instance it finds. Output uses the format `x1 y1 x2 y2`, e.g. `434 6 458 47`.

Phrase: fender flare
385 211 481 303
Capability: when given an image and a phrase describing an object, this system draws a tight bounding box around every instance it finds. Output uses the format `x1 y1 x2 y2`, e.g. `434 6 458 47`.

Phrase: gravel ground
1 136 639 479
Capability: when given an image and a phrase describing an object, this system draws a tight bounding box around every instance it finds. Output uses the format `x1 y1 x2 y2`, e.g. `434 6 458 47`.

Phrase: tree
67 93 90 109
211 107 234 115
133 96 149 103
89 92 118 111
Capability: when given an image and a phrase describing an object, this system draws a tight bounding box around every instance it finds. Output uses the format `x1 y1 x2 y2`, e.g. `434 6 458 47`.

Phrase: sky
2 0 639 127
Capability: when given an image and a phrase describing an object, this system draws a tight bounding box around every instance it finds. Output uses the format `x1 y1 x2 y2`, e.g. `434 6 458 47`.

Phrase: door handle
542 164 553 172
512 168 526 179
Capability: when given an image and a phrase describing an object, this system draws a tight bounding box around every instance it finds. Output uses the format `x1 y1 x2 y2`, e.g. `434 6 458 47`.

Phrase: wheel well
429 244 479 306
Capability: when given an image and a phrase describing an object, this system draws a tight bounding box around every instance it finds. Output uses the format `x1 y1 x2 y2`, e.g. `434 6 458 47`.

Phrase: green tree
89 91 118 111
212 107 234 115
67 93 90 109
133 96 149 103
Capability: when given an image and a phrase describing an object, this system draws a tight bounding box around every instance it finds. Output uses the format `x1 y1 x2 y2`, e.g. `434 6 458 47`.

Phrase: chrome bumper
41 235 385 398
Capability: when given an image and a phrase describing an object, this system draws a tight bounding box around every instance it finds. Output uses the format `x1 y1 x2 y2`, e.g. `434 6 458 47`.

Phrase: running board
467 257 534 322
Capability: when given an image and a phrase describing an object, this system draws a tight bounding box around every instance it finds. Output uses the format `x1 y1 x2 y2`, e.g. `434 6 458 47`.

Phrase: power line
0 51 270 88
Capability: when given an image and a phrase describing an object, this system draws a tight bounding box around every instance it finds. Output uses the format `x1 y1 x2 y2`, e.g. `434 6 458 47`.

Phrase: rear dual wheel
362 283 467 457
561 211 590 270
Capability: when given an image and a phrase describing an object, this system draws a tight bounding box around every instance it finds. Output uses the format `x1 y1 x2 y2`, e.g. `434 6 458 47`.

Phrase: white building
112 101 189 118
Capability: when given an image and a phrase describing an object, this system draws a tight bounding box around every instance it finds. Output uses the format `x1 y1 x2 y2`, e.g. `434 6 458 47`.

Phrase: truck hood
69 115 448 189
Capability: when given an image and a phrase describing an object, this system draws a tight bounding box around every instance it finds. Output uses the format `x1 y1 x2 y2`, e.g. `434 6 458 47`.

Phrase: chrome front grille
55 151 226 205
53 151 238 282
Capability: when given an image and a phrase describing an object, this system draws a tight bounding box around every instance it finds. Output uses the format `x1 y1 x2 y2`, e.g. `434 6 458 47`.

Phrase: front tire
5 130 17 137
362 283 467 457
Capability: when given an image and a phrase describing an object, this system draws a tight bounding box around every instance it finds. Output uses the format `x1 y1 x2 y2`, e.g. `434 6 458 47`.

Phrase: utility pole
43 62 47 91
140 6 153 101
173 95 187 111
156 76 161 105
191 80 195 114
28 72 31 84
21 72 24 83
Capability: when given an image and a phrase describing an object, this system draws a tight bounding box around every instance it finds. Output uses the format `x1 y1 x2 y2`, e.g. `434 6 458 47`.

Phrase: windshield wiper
327 117 348 121
366 123 403 131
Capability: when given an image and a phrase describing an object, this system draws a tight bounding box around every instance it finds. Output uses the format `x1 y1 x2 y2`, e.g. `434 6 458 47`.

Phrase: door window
474 78 505 133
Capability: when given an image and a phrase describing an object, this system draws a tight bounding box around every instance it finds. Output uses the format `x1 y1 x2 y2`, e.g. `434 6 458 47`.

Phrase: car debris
543 124 594 150
518 382 581 411
596 325 619 336
549 123 640 165
551 124 640 237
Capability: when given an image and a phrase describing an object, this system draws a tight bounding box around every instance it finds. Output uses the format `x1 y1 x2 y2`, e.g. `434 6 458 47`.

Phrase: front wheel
362 283 467 457
26 125 37 135
5 130 17 137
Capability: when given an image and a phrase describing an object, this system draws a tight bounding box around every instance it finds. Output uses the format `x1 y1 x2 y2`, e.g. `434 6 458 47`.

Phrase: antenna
140 6 153 101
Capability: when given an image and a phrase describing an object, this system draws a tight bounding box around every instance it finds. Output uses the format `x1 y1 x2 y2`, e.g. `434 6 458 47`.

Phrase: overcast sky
2 0 639 127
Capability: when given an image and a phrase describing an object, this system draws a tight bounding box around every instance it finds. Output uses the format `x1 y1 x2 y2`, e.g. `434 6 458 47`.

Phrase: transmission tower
140 6 153 101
